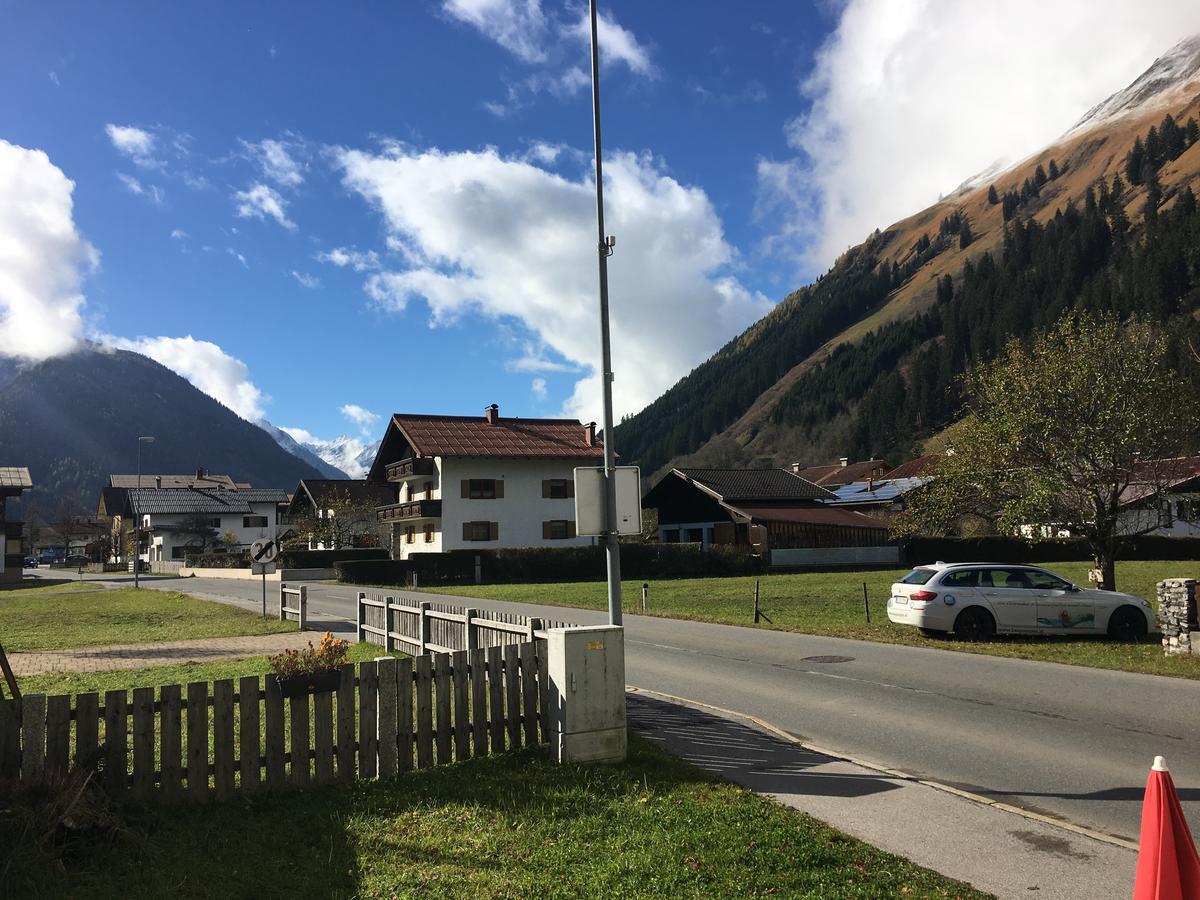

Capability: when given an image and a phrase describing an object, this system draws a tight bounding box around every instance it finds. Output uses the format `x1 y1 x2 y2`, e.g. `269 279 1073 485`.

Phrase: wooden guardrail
0 645 546 802
279 583 307 629
357 593 575 655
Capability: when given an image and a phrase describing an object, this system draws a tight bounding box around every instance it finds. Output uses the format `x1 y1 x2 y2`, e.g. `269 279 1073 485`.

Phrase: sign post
250 539 279 618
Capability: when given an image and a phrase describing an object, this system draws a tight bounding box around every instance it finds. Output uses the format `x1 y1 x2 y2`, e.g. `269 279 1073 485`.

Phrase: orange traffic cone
1133 756 1200 899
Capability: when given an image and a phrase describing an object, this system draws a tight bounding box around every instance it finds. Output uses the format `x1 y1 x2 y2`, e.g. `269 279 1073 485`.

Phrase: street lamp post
588 0 622 626
134 436 154 588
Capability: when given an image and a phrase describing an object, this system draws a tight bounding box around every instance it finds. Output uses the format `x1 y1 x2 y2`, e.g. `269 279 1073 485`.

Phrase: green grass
0 587 294 652
425 559 1200 679
15 640 385 696
0 579 100 599
5 737 986 899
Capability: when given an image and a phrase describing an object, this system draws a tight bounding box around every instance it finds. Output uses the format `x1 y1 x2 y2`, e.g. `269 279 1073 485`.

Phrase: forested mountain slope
615 35 1200 481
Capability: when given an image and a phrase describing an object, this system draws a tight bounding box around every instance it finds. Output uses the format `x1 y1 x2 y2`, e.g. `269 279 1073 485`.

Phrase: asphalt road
85 571 1200 844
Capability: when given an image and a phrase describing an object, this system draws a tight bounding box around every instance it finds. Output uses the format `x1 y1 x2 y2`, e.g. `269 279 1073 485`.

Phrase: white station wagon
887 562 1156 641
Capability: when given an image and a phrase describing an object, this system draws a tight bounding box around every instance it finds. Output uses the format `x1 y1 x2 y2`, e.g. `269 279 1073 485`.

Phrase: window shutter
461 480 470 499
542 521 552 539
462 522 472 541
567 521 577 538
489 522 499 541
495 480 504 499
566 479 575 498
542 480 551 499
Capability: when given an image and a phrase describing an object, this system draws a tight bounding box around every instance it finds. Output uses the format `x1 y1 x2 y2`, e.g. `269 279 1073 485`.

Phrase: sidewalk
627 690 1137 900
9 632 319 676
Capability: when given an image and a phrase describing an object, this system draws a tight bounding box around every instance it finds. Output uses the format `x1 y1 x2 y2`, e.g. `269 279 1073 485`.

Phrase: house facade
0 467 32 583
285 479 394 549
117 487 288 562
1117 455 1200 537
367 405 602 560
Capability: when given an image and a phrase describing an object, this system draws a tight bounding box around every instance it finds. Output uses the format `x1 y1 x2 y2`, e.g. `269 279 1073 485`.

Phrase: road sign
251 561 277 576
250 539 278 564
574 466 642 536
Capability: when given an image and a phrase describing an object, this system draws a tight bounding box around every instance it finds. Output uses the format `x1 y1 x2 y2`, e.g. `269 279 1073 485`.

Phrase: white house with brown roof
366 404 604 559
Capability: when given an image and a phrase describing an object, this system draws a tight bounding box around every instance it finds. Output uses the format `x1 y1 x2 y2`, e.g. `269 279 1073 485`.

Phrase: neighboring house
1118 455 1200 537
792 457 892 489
286 479 394 549
114 487 287 562
823 476 932 523
366 404 603 560
0 467 33 583
641 468 890 554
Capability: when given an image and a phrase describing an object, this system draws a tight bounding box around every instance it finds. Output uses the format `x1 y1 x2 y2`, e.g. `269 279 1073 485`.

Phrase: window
991 568 1035 589
462 521 498 541
899 568 935 585
461 478 503 499
542 520 576 540
1159 499 1174 528
171 546 188 560
243 515 268 528
1177 499 1200 521
424 523 435 543
206 517 221 528
424 481 434 499
1025 569 1072 591
405 526 416 544
940 570 978 588
542 478 574 499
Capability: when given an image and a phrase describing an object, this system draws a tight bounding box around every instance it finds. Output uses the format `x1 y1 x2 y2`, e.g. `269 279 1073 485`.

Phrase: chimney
839 457 850 468
155 476 162 489
485 404 499 425
196 466 205 479
584 422 596 446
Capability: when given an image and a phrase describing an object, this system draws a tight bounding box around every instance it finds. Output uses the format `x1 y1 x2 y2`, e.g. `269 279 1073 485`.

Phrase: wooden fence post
278 583 287 622
358 660 378 779
213 680 235 800
451 650 470 762
487 646 505 753
464 608 478 653
415 655 433 768
103 690 126 796
470 648 488 758
298 585 308 631
265 677 286 789
385 599 396 654
375 656 398 778
131 687 155 800
418 601 432 655
22 693 46 782
45 694 71 775
356 591 367 643
74 693 99 771
313 689 335 785
336 663 356 783
397 657 414 773
239 675 261 795
434 653 452 765
186 681 208 802
160 685 182 800
0 698 19 779
519 643 538 747
289 693 310 787
504 644 521 750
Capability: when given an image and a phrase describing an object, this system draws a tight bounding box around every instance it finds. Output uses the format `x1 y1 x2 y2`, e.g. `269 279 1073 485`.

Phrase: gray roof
126 488 253 515
674 468 835 502
230 489 289 503
0 467 32 488
109 473 237 489
824 477 930 506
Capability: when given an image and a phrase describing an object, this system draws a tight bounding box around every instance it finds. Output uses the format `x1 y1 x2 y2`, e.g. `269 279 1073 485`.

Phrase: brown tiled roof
392 414 605 459
730 504 890 529
293 479 395 512
793 459 891 487
1119 455 1200 506
674 468 835 502
881 455 940 480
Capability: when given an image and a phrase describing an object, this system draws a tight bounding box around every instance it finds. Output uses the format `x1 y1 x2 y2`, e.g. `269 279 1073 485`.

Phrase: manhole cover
802 655 855 664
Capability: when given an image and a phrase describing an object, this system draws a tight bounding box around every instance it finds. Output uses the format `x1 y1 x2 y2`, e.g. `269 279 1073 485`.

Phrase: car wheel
919 627 945 638
953 607 996 641
1107 606 1148 643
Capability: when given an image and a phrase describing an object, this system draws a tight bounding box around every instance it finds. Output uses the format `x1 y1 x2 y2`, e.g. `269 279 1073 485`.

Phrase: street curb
626 684 1140 853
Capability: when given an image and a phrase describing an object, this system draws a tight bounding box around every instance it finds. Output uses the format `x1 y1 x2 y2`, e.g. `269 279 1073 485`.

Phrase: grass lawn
0 587 294 652
426 559 1200 680
5 736 986 899
0 579 100 599
14 640 385 696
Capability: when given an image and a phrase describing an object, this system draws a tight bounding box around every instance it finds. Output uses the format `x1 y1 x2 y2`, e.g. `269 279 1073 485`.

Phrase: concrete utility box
544 625 627 764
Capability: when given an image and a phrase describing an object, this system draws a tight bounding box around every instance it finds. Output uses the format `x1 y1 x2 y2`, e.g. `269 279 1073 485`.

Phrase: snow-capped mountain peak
1072 34 1200 134
274 426 380 479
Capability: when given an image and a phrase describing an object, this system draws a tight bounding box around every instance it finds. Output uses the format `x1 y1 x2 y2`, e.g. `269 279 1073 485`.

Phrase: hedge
277 548 389 568
335 542 764 586
183 552 251 569
903 536 1200 566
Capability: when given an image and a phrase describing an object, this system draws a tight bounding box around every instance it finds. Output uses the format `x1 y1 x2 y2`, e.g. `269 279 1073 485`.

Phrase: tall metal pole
589 0 622 625
134 439 143 589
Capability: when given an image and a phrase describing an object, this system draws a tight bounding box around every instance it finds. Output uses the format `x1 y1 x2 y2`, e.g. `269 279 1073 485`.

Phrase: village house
366 404 603 559
285 478 394 549
641 467 890 555
0 467 32 583
792 456 892 490
1117 455 1200 537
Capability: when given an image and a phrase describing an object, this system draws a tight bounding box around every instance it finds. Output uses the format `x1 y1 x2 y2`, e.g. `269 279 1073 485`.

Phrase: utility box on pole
545 625 626 764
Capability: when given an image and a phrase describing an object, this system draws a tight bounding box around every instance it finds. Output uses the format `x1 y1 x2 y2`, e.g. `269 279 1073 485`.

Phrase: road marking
626 684 1140 852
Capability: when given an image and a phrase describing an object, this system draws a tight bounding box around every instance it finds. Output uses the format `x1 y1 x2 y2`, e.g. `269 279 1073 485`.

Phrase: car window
1025 570 1071 590
940 570 978 588
992 568 1035 589
900 568 936 585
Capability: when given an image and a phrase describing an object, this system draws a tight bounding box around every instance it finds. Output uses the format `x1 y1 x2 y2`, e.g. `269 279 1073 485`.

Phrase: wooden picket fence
0 642 547 803
357 592 576 655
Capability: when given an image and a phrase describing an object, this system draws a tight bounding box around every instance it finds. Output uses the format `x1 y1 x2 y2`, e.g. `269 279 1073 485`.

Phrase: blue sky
2 0 1197 447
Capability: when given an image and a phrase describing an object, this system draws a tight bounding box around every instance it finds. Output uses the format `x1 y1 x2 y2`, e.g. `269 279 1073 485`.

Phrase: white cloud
105 335 267 420
340 403 380 431
443 0 549 63
170 228 187 240
531 377 547 400
49 71 60 86
506 341 579 373
227 248 248 267
233 182 295 230
316 246 380 271
104 124 159 169
337 144 770 421
566 8 656 77
243 138 304 187
116 173 164 205
0 141 99 361
762 2 1200 273
291 270 320 289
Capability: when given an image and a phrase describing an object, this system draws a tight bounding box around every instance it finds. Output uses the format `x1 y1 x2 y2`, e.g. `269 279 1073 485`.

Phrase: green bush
904 535 1200 566
335 543 764 587
277 548 389 569
184 552 251 568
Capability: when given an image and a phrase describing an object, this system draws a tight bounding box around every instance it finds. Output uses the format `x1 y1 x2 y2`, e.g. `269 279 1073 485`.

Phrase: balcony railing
377 499 443 523
385 457 436 482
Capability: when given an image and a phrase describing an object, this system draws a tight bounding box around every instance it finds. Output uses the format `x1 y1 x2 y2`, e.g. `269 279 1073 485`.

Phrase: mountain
275 431 381 480
616 34 1200 482
260 421 352 479
0 347 325 510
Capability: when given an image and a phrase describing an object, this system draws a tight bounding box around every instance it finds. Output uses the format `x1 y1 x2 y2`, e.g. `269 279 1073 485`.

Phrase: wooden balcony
385 457 436 482
377 499 442 523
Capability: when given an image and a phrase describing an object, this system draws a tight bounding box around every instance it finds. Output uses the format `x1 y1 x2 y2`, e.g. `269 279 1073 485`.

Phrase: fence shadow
627 693 901 800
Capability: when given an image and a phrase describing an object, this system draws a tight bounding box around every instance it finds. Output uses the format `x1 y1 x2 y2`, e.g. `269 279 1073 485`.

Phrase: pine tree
1048 158 1059 180
1161 113 1185 160
1098 178 1111 214
1110 173 1125 205
936 273 954 304
959 218 974 250
1034 164 1048 187
1186 117 1200 147
1177 185 1197 218
1144 170 1163 226
987 184 999 205
1126 136 1146 185
1146 125 1161 168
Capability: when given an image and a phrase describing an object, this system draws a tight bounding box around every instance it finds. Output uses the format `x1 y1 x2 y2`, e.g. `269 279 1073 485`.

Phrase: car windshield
899 568 936 585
